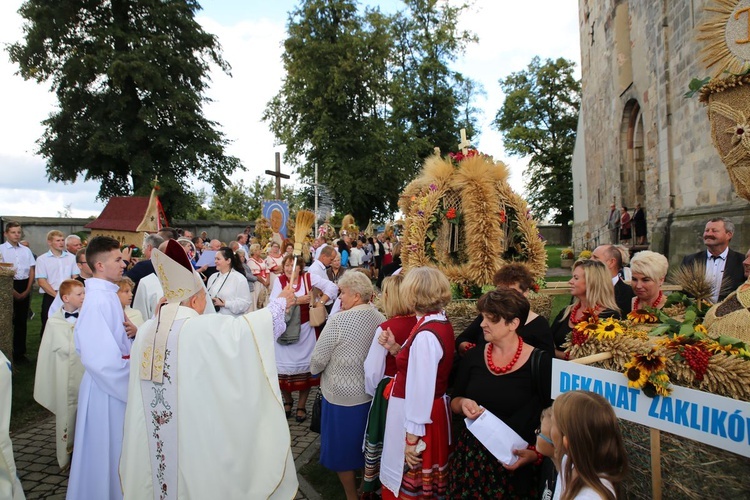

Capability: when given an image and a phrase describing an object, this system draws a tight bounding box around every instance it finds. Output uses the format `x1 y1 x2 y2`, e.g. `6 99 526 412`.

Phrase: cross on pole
265 152 290 200
458 128 471 154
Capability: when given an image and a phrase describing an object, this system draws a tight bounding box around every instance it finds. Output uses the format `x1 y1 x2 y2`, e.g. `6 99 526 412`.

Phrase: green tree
264 0 477 222
494 56 580 224
8 0 241 218
389 0 477 157
188 177 305 221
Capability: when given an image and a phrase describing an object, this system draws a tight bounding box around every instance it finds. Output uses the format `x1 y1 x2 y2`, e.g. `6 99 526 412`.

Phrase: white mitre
139 240 204 382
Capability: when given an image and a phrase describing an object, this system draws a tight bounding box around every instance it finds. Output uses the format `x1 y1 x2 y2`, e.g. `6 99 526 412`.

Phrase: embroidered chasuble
120 307 298 499
33 308 85 468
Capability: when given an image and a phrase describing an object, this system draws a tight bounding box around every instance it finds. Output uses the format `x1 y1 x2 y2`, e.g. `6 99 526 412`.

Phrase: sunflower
595 318 623 341
694 324 708 335
624 350 671 396
627 309 660 324
573 320 599 334
623 361 648 388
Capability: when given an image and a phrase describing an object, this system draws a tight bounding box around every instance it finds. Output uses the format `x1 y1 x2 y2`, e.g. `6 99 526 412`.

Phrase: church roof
84 196 158 232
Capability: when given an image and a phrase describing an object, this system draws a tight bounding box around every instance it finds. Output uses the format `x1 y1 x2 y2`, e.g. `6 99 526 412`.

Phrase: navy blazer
681 249 745 301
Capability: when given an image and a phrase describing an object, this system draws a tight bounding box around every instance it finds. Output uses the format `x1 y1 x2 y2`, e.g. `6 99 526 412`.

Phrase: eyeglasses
535 427 554 447
78 261 87 265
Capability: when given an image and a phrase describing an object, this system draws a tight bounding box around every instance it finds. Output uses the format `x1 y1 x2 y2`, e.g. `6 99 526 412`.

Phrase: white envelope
465 408 528 466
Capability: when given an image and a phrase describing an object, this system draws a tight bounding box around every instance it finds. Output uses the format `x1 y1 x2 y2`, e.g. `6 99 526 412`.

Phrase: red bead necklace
569 302 582 323
486 336 524 374
634 291 663 311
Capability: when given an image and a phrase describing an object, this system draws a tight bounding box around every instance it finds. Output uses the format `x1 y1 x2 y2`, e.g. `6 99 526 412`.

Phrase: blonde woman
362 275 417 495
379 267 454 500
629 250 669 312
550 259 620 359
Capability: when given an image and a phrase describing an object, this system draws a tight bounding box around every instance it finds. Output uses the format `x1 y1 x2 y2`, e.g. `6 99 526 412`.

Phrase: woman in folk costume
265 242 284 277
270 254 337 423
34 279 86 469
362 274 416 497
379 267 454 499
248 243 271 309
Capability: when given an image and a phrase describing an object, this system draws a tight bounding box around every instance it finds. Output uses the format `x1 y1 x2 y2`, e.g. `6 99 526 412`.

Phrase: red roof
84 196 152 231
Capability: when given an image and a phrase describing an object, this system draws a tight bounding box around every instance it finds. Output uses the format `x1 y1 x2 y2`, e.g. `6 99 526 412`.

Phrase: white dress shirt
36 250 77 293
0 241 36 280
706 248 729 303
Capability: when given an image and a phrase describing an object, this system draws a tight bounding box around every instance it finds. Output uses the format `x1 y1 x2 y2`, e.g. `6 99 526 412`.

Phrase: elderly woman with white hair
310 272 385 500
629 250 669 311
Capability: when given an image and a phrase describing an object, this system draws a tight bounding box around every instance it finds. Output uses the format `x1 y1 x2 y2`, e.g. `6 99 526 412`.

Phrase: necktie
65 312 79 319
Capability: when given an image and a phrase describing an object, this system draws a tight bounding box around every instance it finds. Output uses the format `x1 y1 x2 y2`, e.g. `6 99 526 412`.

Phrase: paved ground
11 386 323 500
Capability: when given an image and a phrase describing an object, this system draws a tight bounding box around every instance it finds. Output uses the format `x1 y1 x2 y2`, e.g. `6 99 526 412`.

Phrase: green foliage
186 177 305 221
684 76 711 98
264 0 478 222
494 56 581 224
8 0 242 218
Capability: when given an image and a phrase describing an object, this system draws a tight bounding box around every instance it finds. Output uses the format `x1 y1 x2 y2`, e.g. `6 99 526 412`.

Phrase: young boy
35 230 78 334
67 236 130 500
0 221 36 363
34 279 86 469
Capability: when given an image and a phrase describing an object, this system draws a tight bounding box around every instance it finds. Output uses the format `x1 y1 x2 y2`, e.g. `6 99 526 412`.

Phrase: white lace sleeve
266 297 289 340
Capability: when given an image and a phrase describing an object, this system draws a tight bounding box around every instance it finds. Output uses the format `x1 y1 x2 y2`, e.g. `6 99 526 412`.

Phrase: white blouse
206 269 252 316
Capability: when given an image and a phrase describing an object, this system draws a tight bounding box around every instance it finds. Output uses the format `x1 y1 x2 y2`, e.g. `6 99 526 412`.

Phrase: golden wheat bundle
293 210 316 256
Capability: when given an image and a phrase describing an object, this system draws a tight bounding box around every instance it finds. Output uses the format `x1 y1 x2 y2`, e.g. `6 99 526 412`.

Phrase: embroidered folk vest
391 319 454 399
278 273 312 324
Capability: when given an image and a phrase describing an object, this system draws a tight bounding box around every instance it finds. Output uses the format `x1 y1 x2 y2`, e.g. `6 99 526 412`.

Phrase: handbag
307 274 328 327
310 392 323 433
277 304 301 345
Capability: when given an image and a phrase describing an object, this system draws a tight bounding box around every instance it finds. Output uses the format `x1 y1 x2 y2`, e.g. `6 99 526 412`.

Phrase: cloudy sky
0 0 581 218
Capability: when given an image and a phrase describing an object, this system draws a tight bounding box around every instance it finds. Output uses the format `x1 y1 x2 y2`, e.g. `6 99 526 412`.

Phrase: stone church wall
575 0 750 263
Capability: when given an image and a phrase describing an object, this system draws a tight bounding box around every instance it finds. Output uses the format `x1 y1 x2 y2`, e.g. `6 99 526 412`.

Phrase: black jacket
681 249 746 301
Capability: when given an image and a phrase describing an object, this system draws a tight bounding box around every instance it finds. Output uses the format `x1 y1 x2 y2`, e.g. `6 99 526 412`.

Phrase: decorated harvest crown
399 129 546 290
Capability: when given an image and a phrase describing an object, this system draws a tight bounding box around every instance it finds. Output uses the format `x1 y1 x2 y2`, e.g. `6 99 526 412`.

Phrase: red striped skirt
278 372 319 393
382 396 452 499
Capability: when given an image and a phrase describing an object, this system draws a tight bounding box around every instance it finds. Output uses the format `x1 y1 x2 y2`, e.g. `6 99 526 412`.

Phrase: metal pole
314 163 319 235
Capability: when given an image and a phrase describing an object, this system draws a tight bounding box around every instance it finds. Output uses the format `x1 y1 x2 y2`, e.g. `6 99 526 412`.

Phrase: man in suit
592 244 635 315
681 217 745 302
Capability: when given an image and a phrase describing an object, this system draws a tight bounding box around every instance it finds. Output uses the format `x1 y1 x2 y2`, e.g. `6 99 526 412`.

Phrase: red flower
499 210 506 223
446 207 457 220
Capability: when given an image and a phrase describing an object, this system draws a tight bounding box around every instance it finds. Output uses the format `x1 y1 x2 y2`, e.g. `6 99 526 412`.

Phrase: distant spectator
66 234 83 254
606 203 619 244
0 221 36 363
125 233 164 294
36 230 78 334
632 203 647 245
619 206 631 246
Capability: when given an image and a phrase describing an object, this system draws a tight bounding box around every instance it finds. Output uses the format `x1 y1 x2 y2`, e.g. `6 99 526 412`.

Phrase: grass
11 292 53 432
545 245 566 269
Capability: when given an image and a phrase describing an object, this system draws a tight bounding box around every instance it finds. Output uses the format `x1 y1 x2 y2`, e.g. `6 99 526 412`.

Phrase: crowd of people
2 215 746 499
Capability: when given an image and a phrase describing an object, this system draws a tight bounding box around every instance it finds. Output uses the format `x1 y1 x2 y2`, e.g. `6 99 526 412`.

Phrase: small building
84 189 167 247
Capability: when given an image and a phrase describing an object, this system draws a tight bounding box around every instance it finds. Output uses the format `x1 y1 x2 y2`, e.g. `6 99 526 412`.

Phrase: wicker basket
704 76 750 201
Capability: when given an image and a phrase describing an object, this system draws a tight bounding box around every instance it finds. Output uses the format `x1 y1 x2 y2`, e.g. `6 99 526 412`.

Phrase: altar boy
34 279 86 468
66 237 130 500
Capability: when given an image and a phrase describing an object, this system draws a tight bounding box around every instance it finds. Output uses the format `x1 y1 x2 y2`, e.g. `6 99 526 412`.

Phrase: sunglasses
535 427 554 447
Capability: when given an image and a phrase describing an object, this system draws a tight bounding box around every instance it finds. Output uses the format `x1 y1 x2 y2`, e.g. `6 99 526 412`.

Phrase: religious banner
552 359 750 459
262 200 289 240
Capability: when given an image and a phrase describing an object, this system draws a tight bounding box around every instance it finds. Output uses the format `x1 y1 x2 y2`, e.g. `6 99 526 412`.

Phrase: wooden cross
458 128 471 154
265 152 290 200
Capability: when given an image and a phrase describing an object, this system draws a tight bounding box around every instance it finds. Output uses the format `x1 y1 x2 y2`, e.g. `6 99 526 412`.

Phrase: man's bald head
592 245 622 277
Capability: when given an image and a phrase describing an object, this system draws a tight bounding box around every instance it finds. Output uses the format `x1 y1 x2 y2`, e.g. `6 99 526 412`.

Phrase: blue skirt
319 396 370 471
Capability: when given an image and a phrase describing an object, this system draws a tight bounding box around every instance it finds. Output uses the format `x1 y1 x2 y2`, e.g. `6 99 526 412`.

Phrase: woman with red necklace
248 243 270 309
447 288 552 498
550 259 620 359
629 250 668 311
